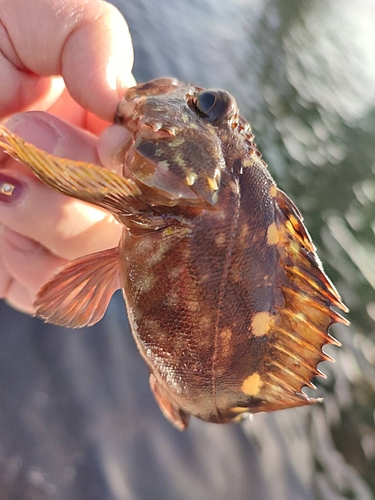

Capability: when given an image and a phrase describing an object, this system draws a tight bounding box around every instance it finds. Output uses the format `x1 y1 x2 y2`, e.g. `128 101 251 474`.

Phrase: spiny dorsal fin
249 189 349 412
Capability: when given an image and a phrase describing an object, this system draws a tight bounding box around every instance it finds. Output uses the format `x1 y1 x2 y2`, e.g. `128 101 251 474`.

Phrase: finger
46 88 86 130
6 111 100 163
0 227 67 297
0 112 122 260
4 280 35 315
0 227 35 313
47 90 113 135
0 237 12 299
0 0 135 120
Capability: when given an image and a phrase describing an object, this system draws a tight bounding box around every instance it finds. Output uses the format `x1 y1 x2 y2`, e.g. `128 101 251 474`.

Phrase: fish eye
192 90 235 125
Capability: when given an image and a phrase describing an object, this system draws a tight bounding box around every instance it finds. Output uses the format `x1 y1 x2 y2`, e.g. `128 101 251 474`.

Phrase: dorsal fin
247 189 349 412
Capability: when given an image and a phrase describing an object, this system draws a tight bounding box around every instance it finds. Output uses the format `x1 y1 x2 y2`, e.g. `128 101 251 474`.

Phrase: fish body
0 78 348 430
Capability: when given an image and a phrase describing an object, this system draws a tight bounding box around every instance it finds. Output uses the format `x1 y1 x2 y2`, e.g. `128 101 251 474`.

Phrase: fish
0 78 349 430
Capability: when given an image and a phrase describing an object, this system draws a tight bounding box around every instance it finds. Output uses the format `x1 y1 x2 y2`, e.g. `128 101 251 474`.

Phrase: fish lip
115 78 185 128
115 97 183 138
115 94 145 132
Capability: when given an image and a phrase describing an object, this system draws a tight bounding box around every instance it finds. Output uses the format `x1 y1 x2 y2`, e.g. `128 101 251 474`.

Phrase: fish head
115 78 241 208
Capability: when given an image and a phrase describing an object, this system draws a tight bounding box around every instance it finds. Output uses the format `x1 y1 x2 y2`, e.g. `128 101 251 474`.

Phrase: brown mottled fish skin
0 78 348 430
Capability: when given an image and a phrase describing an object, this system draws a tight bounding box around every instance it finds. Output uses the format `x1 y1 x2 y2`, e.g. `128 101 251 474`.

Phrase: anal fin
149 374 190 431
35 247 121 328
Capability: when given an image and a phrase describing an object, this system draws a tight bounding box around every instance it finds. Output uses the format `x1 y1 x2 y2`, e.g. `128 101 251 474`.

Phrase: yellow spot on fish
230 406 247 414
286 221 294 233
269 185 277 198
296 311 307 321
215 233 226 247
242 158 254 167
240 223 250 245
241 372 262 396
199 316 212 329
207 176 219 191
180 113 190 123
162 226 187 237
173 152 186 167
163 126 178 136
290 241 300 255
220 327 233 343
158 160 170 170
220 328 233 357
289 215 299 227
186 300 200 312
169 137 185 148
267 222 280 245
148 241 171 266
134 272 156 293
230 407 247 421
251 311 272 337
186 171 197 186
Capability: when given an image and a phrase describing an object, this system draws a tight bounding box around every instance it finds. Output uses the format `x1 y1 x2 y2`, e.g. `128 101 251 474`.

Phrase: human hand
0 0 135 314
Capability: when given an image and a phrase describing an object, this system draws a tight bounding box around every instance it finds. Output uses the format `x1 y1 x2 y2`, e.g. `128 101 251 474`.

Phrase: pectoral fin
35 247 121 328
0 125 147 217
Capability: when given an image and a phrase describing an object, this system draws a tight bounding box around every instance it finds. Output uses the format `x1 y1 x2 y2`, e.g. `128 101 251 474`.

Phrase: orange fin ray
286 254 346 310
271 361 315 391
263 374 321 410
35 247 121 328
282 288 346 343
276 189 314 252
251 189 349 412
0 125 146 217
276 189 348 312
273 343 322 376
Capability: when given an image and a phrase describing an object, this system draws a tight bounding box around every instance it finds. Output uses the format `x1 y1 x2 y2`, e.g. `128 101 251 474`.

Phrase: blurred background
1 0 374 498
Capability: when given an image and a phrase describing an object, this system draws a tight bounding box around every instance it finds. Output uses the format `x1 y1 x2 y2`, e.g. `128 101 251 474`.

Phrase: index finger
0 0 134 121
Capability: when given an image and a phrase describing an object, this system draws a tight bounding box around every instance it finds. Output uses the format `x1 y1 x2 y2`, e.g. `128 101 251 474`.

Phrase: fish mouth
115 93 146 132
116 99 184 141
115 78 184 133
115 97 180 139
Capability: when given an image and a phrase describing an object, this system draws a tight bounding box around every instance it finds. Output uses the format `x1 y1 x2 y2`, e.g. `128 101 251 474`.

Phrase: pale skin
0 0 135 314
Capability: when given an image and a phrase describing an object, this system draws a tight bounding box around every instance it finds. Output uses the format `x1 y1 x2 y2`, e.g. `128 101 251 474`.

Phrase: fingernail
6 114 60 154
0 174 24 204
